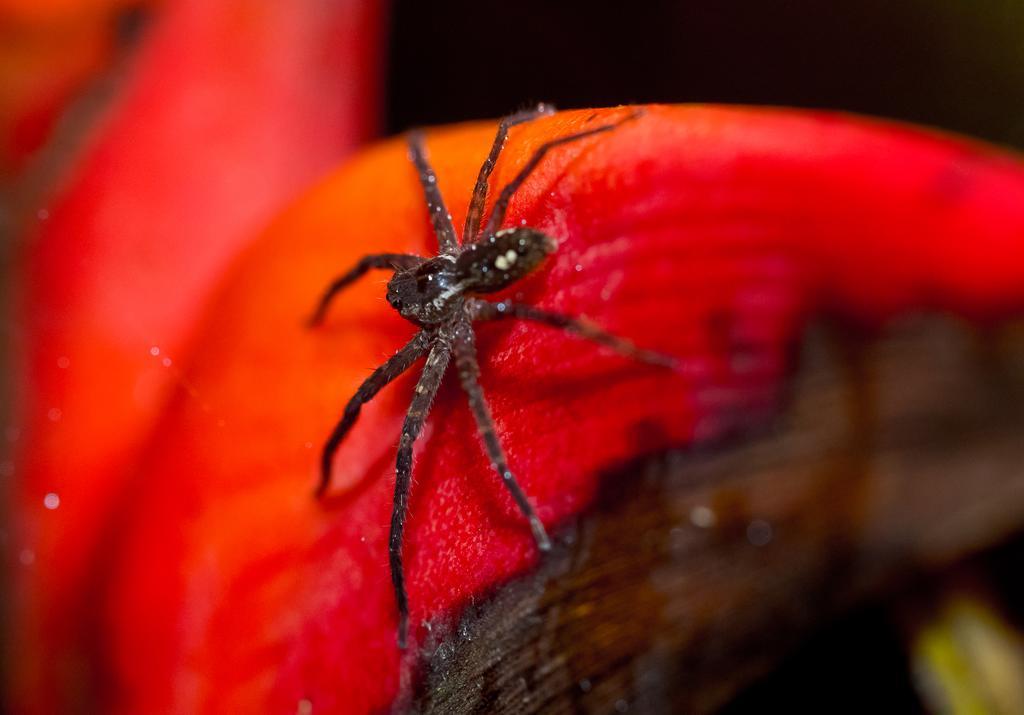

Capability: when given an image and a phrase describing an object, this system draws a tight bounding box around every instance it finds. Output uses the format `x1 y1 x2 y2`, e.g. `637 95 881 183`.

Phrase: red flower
15 105 1024 712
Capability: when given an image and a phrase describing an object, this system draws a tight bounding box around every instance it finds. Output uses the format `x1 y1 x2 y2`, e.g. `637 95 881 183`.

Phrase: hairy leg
407 131 459 254
391 337 452 648
467 297 678 369
480 111 642 239
463 104 555 244
452 319 552 549
308 253 423 326
316 331 431 497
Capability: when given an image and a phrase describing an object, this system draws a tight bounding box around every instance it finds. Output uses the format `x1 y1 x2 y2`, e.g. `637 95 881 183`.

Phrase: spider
310 105 676 648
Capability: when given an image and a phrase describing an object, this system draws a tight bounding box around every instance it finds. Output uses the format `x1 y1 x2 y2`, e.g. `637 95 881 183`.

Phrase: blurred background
387 0 1024 148
3 1 1024 712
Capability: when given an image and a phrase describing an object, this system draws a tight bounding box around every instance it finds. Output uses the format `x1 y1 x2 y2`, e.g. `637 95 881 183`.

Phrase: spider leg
452 318 552 550
463 103 556 244
407 131 459 254
308 253 424 327
479 110 643 239
391 336 452 648
316 331 431 498
467 298 678 369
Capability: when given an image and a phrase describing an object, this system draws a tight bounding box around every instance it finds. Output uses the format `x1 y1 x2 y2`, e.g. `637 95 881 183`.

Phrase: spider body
384 256 459 325
453 228 559 292
384 228 557 326
310 106 673 648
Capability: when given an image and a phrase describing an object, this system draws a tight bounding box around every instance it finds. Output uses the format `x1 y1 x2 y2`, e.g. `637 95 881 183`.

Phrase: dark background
387 0 1024 151
386 2 1024 711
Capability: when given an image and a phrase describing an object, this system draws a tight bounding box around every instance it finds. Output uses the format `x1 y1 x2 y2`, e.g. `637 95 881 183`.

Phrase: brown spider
310 105 675 648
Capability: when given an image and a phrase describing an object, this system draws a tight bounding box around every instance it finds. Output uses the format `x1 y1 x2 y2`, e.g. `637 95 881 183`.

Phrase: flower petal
91 106 1024 710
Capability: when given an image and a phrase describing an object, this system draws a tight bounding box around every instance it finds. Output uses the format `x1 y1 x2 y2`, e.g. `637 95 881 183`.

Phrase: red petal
8 0 386 708
64 106 1024 710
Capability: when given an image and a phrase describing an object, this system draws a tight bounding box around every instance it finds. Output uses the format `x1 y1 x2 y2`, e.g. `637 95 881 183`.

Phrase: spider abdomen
456 227 557 294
